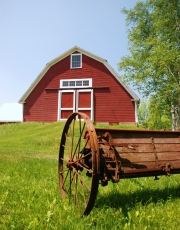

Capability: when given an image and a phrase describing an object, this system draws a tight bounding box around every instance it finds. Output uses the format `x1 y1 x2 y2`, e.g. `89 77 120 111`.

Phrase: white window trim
70 53 82 69
60 78 92 88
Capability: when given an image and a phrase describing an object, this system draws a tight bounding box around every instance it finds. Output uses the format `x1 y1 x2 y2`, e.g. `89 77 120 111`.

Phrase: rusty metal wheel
58 112 99 216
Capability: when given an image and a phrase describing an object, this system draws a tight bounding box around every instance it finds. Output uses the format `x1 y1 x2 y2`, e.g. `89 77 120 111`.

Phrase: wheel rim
58 112 99 216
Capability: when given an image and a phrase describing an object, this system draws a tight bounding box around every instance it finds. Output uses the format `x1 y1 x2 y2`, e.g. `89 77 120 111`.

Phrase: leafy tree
137 98 149 126
119 0 180 130
138 97 172 130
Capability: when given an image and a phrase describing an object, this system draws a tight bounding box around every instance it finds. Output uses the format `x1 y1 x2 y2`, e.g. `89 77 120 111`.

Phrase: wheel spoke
68 170 72 204
78 117 82 159
74 173 81 212
70 118 76 159
72 152 91 164
72 122 86 160
81 180 87 207
74 170 91 192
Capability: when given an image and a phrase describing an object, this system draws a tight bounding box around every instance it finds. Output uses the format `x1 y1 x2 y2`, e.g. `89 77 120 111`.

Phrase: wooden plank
121 161 156 169
61 110 73 119
121 160 180 171
115 144 154 153
78 92 91 108
153 138 180 144
112 138 153 144
155 143 180 152
119 152 155 162
61 92 73 108
157 152 180 161
164 161 180 168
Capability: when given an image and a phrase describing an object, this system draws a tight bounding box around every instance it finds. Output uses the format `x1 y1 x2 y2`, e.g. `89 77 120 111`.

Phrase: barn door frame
58 90 76 121
58 89 94 120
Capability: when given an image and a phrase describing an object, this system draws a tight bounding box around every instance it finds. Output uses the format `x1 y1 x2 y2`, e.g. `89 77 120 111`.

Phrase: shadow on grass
96 184 180 216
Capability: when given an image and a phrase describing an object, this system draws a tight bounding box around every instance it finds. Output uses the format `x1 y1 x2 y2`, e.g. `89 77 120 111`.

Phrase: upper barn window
60 79 92 88
71 53 82 68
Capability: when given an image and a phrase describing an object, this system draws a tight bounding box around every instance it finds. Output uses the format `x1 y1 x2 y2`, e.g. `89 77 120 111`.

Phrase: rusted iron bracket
101 148 121 185
98 132 121 185
159 163 171 176
151 137 159 167
109 146 121 183
151 137 171 176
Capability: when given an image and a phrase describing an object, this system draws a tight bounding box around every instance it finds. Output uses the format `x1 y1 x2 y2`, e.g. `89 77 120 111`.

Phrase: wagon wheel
58 112 99 216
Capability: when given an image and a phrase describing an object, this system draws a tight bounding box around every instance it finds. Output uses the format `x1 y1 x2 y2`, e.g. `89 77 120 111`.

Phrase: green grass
0 122 180 229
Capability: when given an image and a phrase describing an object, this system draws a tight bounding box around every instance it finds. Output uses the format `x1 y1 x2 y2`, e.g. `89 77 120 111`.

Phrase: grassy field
0 122 180 229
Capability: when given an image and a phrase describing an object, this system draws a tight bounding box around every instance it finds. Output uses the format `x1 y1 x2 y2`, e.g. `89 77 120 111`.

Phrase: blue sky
0 0 141 107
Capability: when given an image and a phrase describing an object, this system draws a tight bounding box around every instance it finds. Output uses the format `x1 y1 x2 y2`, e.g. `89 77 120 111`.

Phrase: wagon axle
66 159 83 171
58 112 180 216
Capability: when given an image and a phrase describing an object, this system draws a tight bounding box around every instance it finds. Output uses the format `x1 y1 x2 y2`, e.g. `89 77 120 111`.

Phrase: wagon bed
96 128 180 180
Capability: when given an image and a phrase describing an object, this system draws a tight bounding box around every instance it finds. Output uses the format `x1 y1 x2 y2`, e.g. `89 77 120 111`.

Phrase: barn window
83 80 89 86
71 54 82 68
69 81 75 86
76 81 82 86
60 79 92 88
62 81 68 87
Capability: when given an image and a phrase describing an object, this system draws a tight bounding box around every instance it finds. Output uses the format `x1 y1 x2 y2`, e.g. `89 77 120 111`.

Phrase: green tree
137 98 149 126
119 0 180 130
138 97 172 130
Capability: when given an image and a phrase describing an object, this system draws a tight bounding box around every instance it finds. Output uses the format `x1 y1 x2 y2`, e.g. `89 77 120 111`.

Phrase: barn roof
18 46 139 103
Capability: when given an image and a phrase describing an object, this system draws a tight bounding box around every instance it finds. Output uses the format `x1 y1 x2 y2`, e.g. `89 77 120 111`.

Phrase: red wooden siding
23 53 135 123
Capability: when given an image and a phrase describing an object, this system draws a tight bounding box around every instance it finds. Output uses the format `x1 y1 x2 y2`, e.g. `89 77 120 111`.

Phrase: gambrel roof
19 46 139 103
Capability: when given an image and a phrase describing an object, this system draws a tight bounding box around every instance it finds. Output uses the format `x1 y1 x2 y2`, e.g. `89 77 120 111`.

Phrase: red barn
19 46 139 124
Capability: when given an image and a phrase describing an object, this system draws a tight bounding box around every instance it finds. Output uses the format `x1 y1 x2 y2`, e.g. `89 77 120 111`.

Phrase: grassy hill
0 122 180 229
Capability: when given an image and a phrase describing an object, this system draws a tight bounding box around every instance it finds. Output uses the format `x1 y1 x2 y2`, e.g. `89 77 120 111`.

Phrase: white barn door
58 90 75 120
58 89 93 120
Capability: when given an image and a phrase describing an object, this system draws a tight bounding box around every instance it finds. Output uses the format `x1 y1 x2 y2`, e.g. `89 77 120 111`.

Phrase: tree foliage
138 97 172 130
119 0 180 129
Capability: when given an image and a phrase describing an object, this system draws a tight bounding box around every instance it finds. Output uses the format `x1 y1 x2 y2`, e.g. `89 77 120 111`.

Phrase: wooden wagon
58 112 180 216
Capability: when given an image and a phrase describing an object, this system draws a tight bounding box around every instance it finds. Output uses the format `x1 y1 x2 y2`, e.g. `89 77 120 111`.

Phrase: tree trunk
171 103 180 131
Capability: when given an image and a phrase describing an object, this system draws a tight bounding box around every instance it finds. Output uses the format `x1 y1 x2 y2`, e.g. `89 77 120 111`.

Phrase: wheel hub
66 159 83 171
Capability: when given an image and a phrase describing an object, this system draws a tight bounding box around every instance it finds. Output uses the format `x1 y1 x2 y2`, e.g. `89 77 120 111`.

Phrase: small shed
0 103 22 124
19 46 139 124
